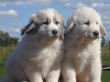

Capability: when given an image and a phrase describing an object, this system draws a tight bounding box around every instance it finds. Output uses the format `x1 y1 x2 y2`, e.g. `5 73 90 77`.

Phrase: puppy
2 8 64 82
62 7 106 82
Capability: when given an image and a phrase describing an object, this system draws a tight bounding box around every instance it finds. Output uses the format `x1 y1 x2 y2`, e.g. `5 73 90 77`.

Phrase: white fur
62 7 106 82
1 8 64 82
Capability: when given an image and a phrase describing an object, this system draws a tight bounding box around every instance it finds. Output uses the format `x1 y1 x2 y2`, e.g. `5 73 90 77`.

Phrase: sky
0 0 110 40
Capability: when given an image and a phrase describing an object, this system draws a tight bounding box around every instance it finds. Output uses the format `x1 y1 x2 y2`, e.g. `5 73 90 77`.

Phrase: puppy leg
25 69 43 82
62 61 76 82
89 56 101 82
76 70 89 82
46 69 60 82
28 72 43 82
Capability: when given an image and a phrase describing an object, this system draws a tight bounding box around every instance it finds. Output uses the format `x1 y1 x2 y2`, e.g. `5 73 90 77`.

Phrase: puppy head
65 7 106 39
21 8 64 40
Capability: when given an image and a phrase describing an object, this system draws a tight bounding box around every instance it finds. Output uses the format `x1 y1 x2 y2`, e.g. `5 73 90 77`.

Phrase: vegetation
102 71 110 82
101 47 110 66
0 31 18 78
0 31 18 47
0 46 16 65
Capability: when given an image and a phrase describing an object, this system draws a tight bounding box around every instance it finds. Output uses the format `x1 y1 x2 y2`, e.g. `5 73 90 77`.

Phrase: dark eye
55 21 59 25
96 21 98 24
84 21 90 25
42 21 49 25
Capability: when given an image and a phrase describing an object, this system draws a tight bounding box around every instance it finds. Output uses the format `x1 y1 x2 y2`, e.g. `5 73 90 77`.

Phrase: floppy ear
65 16 76 34
21 14 39 35
60 23 65 40
100 20 106 37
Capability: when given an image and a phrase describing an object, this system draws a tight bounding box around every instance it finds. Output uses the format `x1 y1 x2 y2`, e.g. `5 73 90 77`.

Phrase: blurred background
0 0 110 82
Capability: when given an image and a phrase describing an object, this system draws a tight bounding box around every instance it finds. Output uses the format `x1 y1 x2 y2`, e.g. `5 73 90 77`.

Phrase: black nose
52 30 58 35
93 31 99 37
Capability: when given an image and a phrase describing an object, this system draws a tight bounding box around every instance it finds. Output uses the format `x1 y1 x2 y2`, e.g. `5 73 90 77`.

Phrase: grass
102 71 110 82
101 47 110 82
0 46 110 82
101 47 110 66
0 46 16 65
0 64 5 78
0 46 16 78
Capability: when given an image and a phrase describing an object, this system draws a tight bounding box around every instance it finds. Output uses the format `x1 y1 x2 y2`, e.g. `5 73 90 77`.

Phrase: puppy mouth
51 35 59 38
93 36 99 39
87 36 99 40
45 35 58 41
44 37 58 43
80 35 99 41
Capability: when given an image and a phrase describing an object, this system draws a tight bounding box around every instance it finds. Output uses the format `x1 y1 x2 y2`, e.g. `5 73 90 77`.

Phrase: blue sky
0 0 110 40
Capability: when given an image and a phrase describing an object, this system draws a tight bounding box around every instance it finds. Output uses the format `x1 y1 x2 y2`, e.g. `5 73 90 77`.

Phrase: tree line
0 31 19 47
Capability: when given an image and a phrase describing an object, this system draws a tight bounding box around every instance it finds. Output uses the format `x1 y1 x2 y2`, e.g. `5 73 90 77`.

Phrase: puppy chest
37 48 62 76
67 51 90 73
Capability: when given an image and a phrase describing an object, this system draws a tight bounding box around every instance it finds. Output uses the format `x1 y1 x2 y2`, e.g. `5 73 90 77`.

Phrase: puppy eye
55 21 59 25
84 21 90 25
42 21 49 25
96 21 98 24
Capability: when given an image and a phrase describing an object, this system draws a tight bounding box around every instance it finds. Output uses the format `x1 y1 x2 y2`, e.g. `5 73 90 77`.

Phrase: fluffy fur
62 7 106 82
1 8 64 82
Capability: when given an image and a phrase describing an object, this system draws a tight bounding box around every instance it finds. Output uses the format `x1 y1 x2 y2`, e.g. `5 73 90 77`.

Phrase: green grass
0 46 16 79
0 64 5 78
0 46 110 82
0 46 16 65
102 71 110 82
101 47 110 66
101 47 110 82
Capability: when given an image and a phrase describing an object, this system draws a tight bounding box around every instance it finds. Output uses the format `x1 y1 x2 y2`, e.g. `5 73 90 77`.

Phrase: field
101 47 110 82
0 46 110 82
0 46 16 78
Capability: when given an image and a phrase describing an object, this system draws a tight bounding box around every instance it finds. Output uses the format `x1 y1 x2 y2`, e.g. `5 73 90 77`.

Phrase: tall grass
0 46 16 65
0 46 16 78
101 47 110 82
101 47 110 66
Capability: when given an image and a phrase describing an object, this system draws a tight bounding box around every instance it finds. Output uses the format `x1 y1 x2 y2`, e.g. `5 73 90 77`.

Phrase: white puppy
1 8 64 82
62 7 106 82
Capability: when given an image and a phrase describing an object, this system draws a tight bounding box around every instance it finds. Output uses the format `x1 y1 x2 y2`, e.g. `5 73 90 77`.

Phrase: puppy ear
21 21 35 35
21 14 39 35
60 23 65 40
100 20 106 37
65 16 76 33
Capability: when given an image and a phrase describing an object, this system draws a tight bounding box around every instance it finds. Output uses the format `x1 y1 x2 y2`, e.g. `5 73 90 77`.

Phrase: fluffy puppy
62 7 106 82
1 8 64 82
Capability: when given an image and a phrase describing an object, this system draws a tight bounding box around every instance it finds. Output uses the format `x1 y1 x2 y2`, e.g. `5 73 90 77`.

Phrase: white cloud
103 21 110 25
103 16 110 20
91 3 110 8
64 3 71 7
0 0 54 7
59 0 71 2
0 26 21 38
0 9 18 16
91 3 104 7
0 2 6 7
0 27 20 33
75 2 87 8
90 0 110 2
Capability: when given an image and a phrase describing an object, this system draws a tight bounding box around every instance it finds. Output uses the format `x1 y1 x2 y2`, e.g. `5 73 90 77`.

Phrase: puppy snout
52 29 58 35
93 31 99 37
